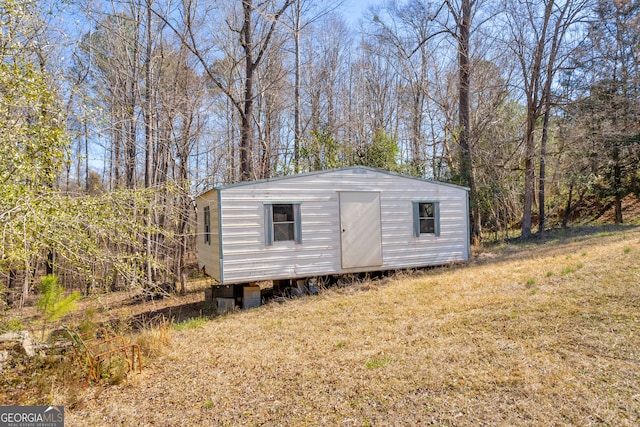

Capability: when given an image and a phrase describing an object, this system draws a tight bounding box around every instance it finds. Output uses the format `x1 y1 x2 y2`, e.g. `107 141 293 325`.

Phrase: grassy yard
8 226 640 425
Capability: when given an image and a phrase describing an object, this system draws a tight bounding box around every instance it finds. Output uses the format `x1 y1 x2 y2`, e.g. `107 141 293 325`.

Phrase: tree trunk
126 77 138 189
160 0 293 183
520 0 555 239
293 0 301 173
538 107 550 234
46 250 54 276
21 264 31 309
240 0 255 182
144 1 154 189
613 142 623 223
84 120 89 191
457 0 481 245
522 124 535 239
538 0 568 235
112 100 122 188
126 7 140 190
8 269 17 307
144 1 154 288
562 178 574 229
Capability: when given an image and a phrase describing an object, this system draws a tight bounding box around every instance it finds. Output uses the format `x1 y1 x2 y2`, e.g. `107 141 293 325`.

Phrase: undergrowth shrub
36 275 80 339
1 318 23 332
98 356 130 386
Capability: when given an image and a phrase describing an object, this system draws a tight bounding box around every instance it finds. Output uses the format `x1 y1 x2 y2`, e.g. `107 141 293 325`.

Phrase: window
413 201 440 237
273 204 295 241
264 203 302 245
203 206 211 245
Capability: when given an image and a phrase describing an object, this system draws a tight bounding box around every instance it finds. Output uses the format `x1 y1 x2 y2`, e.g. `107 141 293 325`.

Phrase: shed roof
199 166 469 198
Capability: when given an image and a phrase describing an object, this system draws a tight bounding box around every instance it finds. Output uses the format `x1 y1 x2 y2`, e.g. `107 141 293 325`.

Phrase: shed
197 166 470 292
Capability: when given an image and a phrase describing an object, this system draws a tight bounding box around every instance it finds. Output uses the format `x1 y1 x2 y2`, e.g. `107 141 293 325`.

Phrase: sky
341 0 376 25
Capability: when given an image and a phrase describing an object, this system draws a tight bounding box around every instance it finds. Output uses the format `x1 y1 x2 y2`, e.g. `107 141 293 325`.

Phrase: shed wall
206 168 468 284
196 189 221 281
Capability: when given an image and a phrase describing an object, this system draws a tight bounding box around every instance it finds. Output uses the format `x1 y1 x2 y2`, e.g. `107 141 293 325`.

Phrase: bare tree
445 0 483 244
366 0 441 176
503 0 592 237
300 14 352 170
158 0 293 182
287 0 344 172
255 37 289 178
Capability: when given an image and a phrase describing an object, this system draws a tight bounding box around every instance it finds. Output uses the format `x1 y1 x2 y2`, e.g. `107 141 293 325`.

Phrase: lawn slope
67 227 640 426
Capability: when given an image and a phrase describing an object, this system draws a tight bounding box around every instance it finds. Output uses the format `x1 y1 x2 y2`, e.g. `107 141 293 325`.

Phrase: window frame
413 201 440 237
264 202 302 246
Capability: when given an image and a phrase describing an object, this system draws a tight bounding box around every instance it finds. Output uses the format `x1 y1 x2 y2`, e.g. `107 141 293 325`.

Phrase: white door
339 192 383 269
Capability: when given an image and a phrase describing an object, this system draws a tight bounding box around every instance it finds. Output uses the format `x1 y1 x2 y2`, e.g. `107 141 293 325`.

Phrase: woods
1 0 639 305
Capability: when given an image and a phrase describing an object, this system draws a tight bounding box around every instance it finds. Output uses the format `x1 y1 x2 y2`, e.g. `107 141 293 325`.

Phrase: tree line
1 0 638 306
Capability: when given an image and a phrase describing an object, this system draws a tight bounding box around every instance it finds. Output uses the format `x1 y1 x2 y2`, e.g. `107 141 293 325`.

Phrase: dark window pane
420 218 435 234
419 203 433 218
204 206 211 244
274 223 295 241
273 204 293 222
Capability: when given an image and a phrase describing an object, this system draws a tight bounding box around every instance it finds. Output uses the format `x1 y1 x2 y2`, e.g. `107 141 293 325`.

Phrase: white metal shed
196 166 470 286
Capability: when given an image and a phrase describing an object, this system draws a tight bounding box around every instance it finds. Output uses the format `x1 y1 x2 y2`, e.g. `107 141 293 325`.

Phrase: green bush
36 275 80 339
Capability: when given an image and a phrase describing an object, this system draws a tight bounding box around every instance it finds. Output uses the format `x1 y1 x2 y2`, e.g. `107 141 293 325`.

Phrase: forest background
1 0 638 307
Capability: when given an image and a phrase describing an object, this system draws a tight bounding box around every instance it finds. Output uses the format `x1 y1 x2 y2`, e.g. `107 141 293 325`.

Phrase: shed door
339 192 383 269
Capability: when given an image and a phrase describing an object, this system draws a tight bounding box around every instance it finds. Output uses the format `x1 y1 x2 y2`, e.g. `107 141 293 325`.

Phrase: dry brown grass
0 280 210 407
14 227 640 425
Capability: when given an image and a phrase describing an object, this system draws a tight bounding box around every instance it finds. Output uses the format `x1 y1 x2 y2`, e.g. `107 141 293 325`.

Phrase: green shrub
36 275 81 339
1 318 23 332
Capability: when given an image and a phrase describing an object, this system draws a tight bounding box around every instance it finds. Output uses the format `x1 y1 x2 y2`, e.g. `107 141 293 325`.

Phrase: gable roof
199 166 469 197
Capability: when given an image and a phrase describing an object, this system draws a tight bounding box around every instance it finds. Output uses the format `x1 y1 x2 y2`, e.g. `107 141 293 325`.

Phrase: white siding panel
219 183 342 283
203 167 469 284
196 190 221 281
